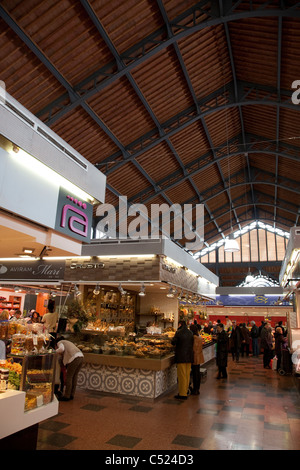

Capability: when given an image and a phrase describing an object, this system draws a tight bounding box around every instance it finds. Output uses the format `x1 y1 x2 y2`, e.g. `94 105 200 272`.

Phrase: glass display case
6 353 56 411
65 329 175 359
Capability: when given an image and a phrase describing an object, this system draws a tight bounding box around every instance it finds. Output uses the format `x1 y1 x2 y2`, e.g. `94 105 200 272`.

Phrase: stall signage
162 263 176 274
0 260 65 280
55 187 93 242
70 261 105 269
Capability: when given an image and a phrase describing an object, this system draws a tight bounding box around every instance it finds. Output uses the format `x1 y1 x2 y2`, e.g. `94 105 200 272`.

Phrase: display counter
0 389 58 448
0 352 58 448
77 342 215 399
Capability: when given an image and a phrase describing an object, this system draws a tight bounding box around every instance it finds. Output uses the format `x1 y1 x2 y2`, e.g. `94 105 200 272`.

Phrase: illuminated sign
55 187 93 242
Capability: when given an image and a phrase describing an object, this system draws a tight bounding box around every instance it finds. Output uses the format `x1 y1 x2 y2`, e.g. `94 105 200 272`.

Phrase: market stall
60 239 218 398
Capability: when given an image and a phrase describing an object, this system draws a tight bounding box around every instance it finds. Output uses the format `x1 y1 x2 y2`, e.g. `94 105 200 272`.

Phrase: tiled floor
37 356 300 450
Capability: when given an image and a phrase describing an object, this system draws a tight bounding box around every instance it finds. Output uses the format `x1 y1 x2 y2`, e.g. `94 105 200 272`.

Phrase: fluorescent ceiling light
9 146 95 203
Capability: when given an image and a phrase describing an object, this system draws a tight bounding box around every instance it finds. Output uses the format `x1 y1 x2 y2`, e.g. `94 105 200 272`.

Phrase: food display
84 319 135 336
11 332 51 355
0 319 51 355
0 359 22 390
200 332 213 345
71 327 175 359
4 354 56 411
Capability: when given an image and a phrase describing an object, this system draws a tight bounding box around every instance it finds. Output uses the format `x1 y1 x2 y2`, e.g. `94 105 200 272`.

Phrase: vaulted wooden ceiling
1 0 300 268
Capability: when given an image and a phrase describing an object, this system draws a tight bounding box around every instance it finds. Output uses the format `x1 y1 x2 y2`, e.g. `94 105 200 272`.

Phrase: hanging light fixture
139 283 146 296
93 283 101 295
74 285 81 297
118 283 126 296
166 286 176 298
245 268 254 284
177 289 184 300
224 232 240 252
222 57 239 255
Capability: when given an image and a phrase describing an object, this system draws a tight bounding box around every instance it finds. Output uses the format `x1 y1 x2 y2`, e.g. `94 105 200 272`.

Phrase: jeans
191 364 201 392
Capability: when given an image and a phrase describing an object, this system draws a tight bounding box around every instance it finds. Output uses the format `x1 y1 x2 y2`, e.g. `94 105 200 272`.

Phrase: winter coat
260 327 273 349
216 330 229 368
229 325 243 349
275 333 287 356
192 334 204 365
250 324 259 339
171 324 194 363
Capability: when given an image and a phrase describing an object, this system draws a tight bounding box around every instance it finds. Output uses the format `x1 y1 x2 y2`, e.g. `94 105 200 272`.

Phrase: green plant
65 299 96 332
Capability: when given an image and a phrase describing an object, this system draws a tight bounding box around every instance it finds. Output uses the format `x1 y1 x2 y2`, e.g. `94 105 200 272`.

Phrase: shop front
60 238 218 398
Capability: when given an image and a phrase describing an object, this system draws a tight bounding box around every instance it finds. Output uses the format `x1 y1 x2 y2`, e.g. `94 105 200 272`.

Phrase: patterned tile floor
37 356 300 450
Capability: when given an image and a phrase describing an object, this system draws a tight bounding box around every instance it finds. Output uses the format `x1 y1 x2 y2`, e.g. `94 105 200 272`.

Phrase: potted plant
65 299 96 333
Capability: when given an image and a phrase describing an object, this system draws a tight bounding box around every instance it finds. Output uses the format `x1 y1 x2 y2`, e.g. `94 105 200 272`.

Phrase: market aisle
37 356 300 451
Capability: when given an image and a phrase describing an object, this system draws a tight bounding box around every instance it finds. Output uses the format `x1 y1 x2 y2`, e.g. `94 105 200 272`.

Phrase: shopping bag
272 356 277 370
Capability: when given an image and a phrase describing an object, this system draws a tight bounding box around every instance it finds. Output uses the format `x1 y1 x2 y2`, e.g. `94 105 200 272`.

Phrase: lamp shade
224 233 240 252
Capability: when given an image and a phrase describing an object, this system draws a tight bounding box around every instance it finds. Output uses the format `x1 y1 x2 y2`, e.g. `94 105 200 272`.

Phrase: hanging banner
203 295 290 306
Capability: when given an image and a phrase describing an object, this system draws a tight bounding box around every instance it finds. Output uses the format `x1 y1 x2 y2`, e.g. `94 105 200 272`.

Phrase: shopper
28 311 41 323
189 324 204 395
229 321 243 362
171 320 194 400
260 323 273 369
0 310 10 321
204 321 213 334
9 309 22 321
225 316 232 331
250 320 259 356
42 300 58 346
55 337 84 401
240 323 251 357
274 327 287 371
214 323 229 379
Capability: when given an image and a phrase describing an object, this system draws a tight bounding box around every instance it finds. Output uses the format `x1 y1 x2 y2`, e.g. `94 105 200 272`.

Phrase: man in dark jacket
229 321 243 362
171 320 194 400
214 323 229 379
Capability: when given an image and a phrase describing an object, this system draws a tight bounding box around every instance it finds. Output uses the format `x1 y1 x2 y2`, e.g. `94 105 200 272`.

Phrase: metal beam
29 3 300 124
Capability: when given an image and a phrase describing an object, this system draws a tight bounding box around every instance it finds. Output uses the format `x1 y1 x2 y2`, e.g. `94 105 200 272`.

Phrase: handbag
272 356 278 370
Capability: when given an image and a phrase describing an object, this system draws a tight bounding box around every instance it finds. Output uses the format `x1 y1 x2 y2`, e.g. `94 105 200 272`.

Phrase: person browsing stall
55 337 84 401
189 324 204 395
171 320 194 400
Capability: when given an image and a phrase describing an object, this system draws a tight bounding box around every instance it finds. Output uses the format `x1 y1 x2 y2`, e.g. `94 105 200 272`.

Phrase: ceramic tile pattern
37 356 300 450
78 362 178 398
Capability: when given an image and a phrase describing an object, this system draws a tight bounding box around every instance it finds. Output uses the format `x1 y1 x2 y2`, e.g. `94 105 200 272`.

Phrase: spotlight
74 285 81 297
93 284 101 295
166 287 176 298
139 283 146 296
118 283 126 296
177 289 183 300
